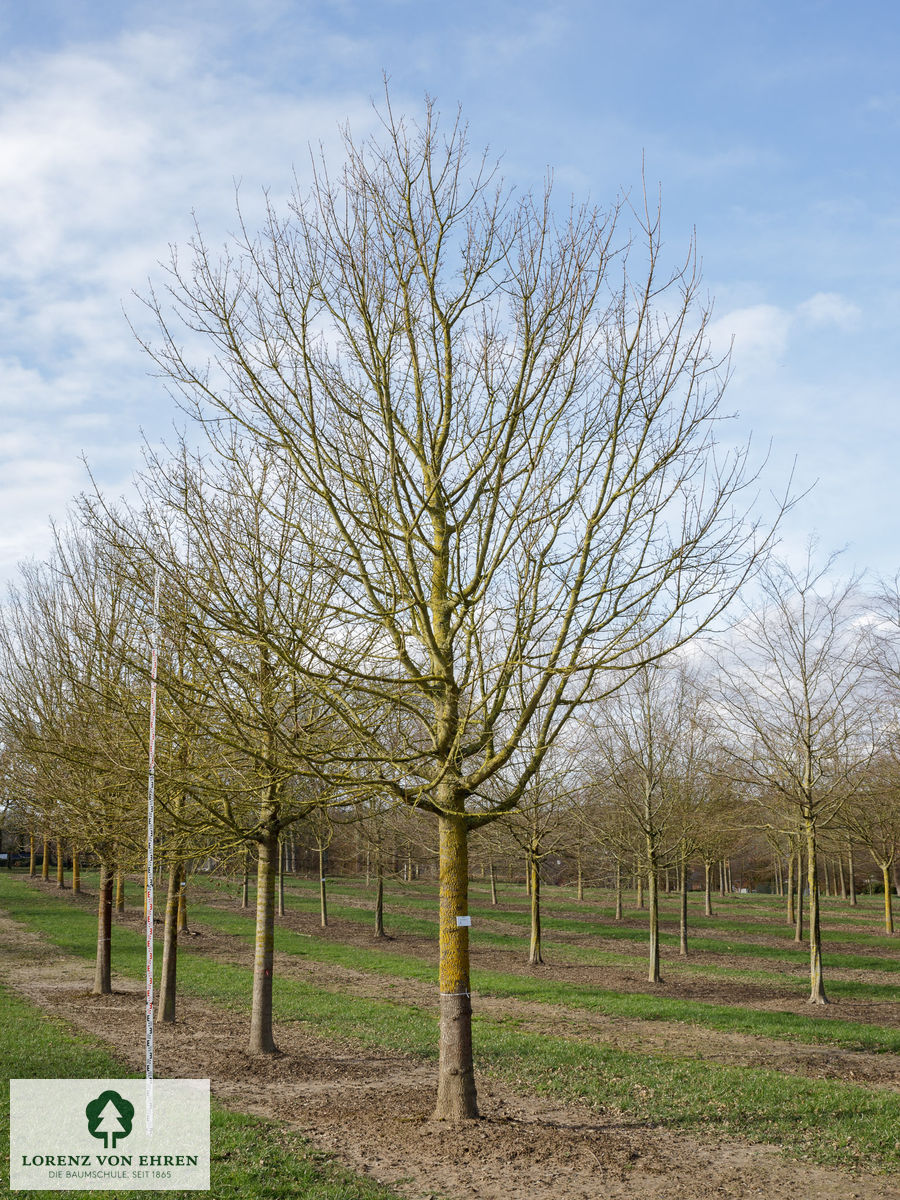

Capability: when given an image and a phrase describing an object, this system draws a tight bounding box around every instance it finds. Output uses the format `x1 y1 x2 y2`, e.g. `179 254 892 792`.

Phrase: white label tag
10 1079 210 1190
456 915 472 927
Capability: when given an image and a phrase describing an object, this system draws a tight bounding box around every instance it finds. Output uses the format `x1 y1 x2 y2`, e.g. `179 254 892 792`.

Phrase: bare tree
713 552 873 1003
138 96 779 1118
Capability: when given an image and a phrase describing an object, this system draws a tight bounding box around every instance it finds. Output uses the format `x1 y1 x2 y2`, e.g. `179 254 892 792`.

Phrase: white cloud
708 303 789 376
797 291 861 331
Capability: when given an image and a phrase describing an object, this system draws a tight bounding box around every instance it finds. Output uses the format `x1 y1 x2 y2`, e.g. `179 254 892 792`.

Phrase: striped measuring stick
146 568 160 1136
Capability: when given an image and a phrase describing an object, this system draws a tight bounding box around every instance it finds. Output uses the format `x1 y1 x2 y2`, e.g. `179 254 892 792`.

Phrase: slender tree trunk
882 864 894 935
249 835 278 1054
41 837 49 881
576 854 584 902
160 859 182 1023
318 843 328 928
636 872 645 910
241 850 249 909
647 843 661 984
277 838 285 917
177 877 188 932
614 860 623 921
847 838 857 906
374 852 385 938
115 869 125 913
72 849 80 894
365 848 371 888
435 812 478 1120
528 846 542 965
838 853 846 901
787 845 795 926
805 816 827 1003
679 847 688 956
704 859 713 917
92 862 113 995
28 833 35 877
794 838 804 943
663 866 671 895
56 839 65 888
524 855 531 897
489 857 498 906
718 859 725 897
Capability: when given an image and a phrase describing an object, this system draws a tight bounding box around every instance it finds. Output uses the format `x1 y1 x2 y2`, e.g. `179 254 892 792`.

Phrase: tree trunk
177 878 188 932
524 855 531 897
576 855 584 902
647 844 661 984
318 843 328 927
92 862 113 995
794 838 804 943
704 859 713 917
847 838 857 906
56 839 65 888
489 857 498 906
435 812 478 1120
277 838 285 917
28 833 35 877
787 844 795 926
160 859 182 1023
838 853 847 900
72 849 80 893
241 850 249 908
679 847 688 956
882 864 894 935
41 837 49 881
115 869 125 913
614 860 623 921
804 817 827 1003
374 853 385 937
249 835 278 1054
528 846 542 965
636 872 645 910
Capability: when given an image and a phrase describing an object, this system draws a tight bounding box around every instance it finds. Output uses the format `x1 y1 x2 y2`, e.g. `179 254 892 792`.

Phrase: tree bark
249 834 278 1054
805 817 827 1003
72 848 80 893
704 859 714 917
374 852 385 938
435 812 478 1120
318 843 328 927
794 838 804 943
160 859 182 1023
489 857 498 906
647 846 661 984
56 839 65 888
28 833 35 877
177 879 188 932
528 845 542 965
614 860 623 921
787 844 795 927
576 856 584 902
679 847 688 956
115 869 125 913
277 838 285 917
241 850 249 909
847 838 857 906
882 864 894 934
41 837 49 881
92 862 113 995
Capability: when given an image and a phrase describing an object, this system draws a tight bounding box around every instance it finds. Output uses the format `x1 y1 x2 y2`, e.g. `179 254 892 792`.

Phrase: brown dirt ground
2 903 899 1200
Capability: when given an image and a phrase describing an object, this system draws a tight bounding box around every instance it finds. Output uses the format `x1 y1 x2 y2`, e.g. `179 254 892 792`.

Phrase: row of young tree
0 98 897 1120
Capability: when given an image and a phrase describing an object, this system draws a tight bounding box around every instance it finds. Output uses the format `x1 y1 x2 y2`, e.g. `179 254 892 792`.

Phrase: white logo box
10 1079 210 1191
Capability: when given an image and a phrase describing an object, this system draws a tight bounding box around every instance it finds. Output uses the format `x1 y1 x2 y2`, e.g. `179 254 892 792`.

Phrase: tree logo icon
85 1090 135 1149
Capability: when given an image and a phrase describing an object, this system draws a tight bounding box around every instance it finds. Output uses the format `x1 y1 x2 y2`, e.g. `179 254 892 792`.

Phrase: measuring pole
145 568 160 1136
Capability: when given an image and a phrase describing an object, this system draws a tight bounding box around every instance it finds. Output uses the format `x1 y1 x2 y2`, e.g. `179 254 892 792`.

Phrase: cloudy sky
1 0 898 586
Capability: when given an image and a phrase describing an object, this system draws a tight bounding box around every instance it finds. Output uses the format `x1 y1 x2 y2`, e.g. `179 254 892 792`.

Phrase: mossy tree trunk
435 812 477 1120
92 861 113 995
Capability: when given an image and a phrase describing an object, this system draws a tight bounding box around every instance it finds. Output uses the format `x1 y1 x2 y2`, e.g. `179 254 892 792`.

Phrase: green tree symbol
85 1090 135 1149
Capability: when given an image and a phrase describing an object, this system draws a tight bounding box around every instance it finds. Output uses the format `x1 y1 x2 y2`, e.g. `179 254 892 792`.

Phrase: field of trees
1 96 899 1197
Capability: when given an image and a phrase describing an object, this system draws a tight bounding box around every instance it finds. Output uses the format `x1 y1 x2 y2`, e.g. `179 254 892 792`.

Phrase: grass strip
1 877 899 1174
0 981 399 1200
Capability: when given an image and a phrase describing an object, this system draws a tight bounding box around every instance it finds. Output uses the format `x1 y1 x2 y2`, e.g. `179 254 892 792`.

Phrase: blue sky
1 0 898 584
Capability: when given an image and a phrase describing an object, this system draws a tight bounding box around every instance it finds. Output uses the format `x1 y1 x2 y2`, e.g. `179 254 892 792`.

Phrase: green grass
2 875 900 1174
0 982 400 1200
186 900 900 1054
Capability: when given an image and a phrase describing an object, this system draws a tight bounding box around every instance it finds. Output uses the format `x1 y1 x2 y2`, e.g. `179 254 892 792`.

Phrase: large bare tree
138 97 777 1118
